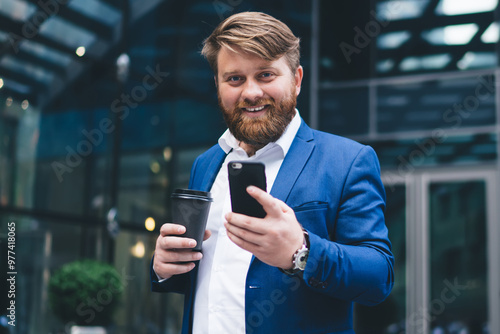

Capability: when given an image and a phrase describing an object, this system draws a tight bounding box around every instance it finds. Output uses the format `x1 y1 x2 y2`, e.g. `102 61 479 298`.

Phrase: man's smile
241 104 269 117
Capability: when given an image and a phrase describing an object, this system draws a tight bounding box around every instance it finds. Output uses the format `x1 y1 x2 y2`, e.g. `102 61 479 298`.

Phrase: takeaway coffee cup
171 189 213 252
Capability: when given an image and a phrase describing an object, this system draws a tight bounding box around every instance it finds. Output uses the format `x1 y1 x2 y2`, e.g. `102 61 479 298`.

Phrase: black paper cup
171 189 213 252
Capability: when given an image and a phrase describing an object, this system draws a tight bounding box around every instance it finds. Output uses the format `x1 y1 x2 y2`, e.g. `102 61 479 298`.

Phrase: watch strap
279 229 309 276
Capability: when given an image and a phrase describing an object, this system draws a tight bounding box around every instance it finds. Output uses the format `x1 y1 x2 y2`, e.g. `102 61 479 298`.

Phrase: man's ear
213 75 218 88
294 66 304 96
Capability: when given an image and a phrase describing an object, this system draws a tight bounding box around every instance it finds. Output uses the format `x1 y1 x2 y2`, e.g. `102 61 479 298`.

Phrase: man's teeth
245 106 265 112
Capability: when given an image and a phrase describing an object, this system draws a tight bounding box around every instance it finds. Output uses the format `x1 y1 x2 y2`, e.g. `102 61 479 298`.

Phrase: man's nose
241 79 264 102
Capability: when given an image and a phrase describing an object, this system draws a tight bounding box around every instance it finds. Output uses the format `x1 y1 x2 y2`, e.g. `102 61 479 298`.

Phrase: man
151 11 394 334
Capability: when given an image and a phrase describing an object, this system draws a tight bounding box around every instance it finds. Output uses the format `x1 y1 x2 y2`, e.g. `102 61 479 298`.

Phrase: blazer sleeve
302 145 394 306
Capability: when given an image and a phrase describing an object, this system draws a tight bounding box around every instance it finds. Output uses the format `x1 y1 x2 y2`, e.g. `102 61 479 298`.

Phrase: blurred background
0 0 499 333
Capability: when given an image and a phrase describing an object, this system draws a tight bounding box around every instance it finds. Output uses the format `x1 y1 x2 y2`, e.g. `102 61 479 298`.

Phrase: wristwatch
280 230 309 276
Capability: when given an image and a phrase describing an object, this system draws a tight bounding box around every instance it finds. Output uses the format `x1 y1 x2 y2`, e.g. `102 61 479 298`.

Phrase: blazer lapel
270 120 315 204
198 147 227 192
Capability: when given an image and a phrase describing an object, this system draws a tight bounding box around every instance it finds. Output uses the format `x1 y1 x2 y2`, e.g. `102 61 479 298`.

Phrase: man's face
216 46 303 147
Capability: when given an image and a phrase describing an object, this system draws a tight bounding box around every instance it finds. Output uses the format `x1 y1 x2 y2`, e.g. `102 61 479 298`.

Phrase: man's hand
153 224 211 280
224 186 304 269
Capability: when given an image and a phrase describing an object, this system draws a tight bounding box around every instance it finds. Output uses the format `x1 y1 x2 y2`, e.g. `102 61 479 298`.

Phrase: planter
48 260 123 329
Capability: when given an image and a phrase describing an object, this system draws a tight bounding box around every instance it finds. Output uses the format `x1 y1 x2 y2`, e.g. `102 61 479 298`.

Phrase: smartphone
228 161 267 218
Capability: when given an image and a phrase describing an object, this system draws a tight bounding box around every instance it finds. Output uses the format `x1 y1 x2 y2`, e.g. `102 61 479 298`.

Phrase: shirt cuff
153 265 169 283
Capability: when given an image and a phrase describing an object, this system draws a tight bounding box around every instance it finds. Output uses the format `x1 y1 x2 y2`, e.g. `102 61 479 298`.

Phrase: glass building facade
0 0 499 333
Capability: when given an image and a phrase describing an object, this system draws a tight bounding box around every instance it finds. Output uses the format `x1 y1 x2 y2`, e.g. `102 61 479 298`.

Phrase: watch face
296 249 309 270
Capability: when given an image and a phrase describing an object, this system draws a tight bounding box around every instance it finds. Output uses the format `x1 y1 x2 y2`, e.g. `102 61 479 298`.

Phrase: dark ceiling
0 0 164 109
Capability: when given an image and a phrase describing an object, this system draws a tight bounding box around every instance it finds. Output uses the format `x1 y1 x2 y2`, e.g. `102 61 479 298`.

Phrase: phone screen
228 161 267 218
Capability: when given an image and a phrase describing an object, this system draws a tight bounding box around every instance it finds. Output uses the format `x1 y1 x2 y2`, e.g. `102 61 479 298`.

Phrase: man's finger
246 186 284 217
160 223 186 237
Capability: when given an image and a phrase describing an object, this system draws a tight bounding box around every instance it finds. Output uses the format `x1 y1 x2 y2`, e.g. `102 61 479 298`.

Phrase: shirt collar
218 109 302 157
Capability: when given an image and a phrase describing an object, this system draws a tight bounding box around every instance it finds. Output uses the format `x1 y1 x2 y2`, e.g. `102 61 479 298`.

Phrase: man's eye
228 76 241 82
260 72 274 79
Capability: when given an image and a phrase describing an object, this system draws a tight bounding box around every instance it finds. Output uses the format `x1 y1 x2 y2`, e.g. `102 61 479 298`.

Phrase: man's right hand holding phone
153 223 211 280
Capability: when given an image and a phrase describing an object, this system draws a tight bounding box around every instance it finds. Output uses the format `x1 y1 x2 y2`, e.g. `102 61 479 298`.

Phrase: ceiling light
21 100 29 110
6 97 13 107
481 22 499 43
0 78 3 89
437 0 497 15
422 24 479 45
76 46 86 57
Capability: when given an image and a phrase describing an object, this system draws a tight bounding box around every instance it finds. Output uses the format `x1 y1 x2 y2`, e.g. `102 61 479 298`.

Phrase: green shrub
48 259 123 326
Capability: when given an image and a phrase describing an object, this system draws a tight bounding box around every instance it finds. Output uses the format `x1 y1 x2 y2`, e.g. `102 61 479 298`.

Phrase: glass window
372 0 498 76
376 0 430 21
372 133 497 169
118 151 170 223
68 0 121 26
19 40 73 67
376 75 496 133
429 180 488 332
0 55 55 85
113 230 183 333
39 16 96 50
0 0 37 21
318 86 369 136
0 215 83 333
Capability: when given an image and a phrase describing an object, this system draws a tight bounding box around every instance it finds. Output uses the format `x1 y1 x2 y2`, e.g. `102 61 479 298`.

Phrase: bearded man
151 11 394 334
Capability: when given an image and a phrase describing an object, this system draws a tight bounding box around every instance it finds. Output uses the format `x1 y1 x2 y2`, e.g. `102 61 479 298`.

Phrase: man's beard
218 90 297 148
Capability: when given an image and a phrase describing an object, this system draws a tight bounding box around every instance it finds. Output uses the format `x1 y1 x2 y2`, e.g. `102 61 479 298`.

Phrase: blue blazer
151 120 394 334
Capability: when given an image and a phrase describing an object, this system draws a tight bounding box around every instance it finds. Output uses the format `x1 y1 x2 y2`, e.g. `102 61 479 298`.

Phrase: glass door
423 171 499 334
354 168 499 334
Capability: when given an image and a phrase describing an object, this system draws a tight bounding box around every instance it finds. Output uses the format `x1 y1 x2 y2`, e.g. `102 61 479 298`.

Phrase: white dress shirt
192 111 301 334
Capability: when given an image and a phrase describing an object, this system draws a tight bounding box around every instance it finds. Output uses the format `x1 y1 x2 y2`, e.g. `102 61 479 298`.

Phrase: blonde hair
201 12 300 75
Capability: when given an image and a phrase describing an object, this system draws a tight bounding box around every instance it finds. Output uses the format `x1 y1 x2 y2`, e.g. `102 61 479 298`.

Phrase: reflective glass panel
68 0 121 26
39 16 96 49
377 75 496 133
318 86 369 136
0 0 36 21
429 180 488 332
19 40 73 66
113 230 183 333
118 152 170 223
376 0 430 21
0 215 83 333
0 55 54 84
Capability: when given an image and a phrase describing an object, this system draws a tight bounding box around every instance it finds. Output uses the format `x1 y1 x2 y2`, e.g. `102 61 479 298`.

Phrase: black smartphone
228 161 267 218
